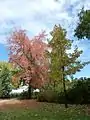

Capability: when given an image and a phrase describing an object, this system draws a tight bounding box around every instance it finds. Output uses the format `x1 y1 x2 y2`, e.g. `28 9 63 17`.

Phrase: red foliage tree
8 29 49 98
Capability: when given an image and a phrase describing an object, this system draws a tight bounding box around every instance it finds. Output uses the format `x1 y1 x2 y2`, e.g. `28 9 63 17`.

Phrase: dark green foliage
57 92 68 104
37 90 58 103
67 84 87 104
18 91 30 100
58 78 89 104
10 93 20 98
32 91 39 99
10 91 30 99
0 66 12 98
18 86 33 100
74 7 90 39
37 78 89 104
87 78 90 103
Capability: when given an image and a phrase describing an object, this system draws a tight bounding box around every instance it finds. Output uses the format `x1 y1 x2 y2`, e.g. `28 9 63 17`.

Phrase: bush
37 90 58 103
0 66 12 98
58 79 89 104
57 92 66 104
18 91 30 100
32 92 39 99
10 91 30 99
10 93 20 98
38 78 89 104
67 80 88 104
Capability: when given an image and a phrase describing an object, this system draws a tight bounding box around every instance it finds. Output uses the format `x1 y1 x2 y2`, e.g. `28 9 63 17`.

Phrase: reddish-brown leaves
8 29 49 88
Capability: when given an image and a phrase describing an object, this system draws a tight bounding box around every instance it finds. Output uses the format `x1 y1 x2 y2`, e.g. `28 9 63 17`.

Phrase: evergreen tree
47 25 89 108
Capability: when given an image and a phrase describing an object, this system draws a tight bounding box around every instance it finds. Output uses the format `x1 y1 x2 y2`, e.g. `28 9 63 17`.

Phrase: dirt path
0 99 41 110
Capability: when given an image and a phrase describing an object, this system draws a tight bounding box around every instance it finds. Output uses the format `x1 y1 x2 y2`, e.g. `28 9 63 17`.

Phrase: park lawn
0 102 89 120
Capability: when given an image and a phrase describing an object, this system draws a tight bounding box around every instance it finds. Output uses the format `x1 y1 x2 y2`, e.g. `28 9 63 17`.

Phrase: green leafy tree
0 62 12 98
74 7 90 39
47 25 89 108
11 67 24 89
74 8 90 114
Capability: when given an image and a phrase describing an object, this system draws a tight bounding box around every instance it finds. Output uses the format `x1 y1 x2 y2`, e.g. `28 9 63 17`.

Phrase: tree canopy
47 25 90 108
47 25 89 84
74 8 90 39
8 29 49 88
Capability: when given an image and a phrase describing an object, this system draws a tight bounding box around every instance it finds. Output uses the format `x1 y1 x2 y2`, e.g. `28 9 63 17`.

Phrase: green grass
0 103 89 120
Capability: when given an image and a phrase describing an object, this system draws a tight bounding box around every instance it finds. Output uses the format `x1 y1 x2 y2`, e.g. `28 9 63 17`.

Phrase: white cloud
0 0 90 45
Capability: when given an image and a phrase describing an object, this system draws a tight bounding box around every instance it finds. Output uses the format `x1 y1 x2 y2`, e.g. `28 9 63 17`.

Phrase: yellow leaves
11 75 20 88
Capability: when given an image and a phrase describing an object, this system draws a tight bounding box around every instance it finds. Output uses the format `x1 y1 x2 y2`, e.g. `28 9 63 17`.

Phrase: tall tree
7 29 49 99
47 25 89 108
74 8 90 114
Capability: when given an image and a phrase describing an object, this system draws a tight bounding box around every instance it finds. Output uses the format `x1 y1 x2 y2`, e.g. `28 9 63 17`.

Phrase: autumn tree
47 25 89 108
7 29 48 99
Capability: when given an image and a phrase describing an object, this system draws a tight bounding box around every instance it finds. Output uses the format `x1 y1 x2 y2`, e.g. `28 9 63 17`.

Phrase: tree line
0 7 90 108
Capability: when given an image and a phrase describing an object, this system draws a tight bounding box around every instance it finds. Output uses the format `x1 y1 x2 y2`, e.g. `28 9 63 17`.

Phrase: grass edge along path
0 99 89 120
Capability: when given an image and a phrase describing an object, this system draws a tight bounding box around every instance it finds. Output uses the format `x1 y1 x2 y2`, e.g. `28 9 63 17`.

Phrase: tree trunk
28 82 32 99
63 78 68 108
53 80 56 91
62 66 68 108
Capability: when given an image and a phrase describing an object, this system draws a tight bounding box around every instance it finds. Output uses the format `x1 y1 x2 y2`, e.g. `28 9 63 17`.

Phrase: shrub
18 91 30 100
58 79 89 104
32 92 39 99
0 66 12 98
37 90 58 103
38 78 89 104
57 92 66 104
67 80 88 104
10 93 20 98
37 92 45 102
